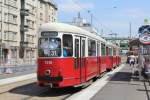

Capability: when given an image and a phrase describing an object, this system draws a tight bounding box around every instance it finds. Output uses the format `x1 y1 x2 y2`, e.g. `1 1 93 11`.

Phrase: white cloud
58 0 94 12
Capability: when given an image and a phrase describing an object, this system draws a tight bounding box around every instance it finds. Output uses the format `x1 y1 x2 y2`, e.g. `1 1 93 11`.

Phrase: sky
54 0 150 38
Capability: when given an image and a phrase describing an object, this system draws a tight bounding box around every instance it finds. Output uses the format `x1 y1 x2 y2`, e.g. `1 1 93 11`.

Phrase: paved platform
0 65 36 79
0 65 37 86
91 64 150 100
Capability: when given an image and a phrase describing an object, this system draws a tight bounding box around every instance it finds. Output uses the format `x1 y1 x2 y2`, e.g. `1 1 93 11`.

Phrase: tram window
101 44 106 56
75 39 79 58
63 34 73 57
97 43 100 56
88 39 96 56
106 47 109 55
38 38 61 57
109 48 113 56
82 40 85 57
113 48 116 56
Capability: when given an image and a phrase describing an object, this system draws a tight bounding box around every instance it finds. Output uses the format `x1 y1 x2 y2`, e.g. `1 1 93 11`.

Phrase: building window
40 1 43 9
9 14 17 24
32 51 34 58
4 0 17 7
32 21 34 28
4 0 7 4
40 13 43 20
11 49 17 58
49 15 51 21
12 32 16 40
4 32 7 40
4 13 8 22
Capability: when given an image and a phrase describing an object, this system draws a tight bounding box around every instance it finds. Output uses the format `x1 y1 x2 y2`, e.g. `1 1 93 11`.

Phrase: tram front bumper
37 75 63 82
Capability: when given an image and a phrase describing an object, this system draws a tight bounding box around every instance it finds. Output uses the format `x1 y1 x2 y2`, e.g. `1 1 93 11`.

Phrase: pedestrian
129 54 136 76
129 54 136 67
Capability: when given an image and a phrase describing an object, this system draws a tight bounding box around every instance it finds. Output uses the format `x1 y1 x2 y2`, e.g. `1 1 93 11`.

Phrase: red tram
37 23 121 88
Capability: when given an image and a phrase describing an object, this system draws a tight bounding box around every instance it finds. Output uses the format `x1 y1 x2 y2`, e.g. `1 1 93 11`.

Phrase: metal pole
0 1 3 66
87 10 93 26
129 22 132 39
20 0 25 58
91 13 93 26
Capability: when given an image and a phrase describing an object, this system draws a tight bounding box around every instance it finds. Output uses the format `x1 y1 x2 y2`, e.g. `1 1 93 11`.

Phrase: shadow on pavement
109 72 132 82
9 82 82 97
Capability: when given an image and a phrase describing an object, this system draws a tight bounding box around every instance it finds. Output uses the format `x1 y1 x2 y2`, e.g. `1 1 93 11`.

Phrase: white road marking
67 64 125 100
0 73 37 86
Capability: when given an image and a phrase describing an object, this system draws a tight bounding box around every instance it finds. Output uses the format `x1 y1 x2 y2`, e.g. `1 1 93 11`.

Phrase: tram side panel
113 56 116 67
58 58 81 87
117 56 120 66
100 56 107 73
85 57 98 81
105 56 113 70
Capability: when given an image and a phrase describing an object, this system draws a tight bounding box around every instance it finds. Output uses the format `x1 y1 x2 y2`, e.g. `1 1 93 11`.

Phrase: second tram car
37 23 121 88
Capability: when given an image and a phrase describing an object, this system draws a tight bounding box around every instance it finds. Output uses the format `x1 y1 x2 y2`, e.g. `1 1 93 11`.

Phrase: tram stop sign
139 25 150 44
139 34 150 44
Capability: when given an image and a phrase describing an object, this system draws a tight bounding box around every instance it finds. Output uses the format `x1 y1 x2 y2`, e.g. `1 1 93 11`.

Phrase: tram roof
39 22 106 42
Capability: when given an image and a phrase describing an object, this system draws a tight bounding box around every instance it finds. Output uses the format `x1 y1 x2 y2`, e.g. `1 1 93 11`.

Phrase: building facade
0 0 57 66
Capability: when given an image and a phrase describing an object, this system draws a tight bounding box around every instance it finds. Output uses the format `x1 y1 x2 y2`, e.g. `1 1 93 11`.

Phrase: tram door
74 36 86 83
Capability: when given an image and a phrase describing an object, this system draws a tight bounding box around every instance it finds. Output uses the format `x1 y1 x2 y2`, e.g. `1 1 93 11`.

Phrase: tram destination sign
41 31 58 37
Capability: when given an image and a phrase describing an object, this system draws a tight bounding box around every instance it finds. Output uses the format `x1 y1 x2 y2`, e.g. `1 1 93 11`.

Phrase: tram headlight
45 69 51 76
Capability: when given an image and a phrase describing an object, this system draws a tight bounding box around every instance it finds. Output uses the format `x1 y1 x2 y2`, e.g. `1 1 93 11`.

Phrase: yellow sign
144 19 149 25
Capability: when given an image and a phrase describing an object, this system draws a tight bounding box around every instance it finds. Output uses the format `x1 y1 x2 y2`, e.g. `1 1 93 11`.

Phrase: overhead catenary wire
70 0 114 34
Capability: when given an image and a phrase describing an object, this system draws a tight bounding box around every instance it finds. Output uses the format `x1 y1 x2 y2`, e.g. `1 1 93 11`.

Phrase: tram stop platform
91 64 150 100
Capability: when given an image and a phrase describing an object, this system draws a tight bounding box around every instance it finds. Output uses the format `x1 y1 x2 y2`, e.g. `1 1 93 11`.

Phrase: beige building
0 0 57 66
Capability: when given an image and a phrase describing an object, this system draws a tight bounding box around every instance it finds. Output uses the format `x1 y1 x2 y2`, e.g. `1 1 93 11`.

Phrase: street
0 64 123 100
0 64 150 100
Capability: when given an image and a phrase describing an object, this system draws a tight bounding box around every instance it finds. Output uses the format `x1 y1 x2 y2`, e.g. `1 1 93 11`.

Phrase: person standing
129 54 136 67
129 54 136 76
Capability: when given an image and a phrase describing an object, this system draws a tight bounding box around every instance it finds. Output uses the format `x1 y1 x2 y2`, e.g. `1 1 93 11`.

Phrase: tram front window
38 38 61 57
